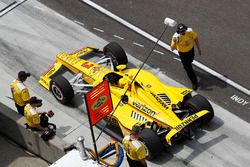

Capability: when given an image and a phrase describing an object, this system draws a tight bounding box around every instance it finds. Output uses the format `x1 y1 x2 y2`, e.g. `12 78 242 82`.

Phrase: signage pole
85 95 99 163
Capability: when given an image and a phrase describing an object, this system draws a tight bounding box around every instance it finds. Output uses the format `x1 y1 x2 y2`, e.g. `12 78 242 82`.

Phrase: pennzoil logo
175 114 199 132
151 93 168 110
91 95 107 110
132 101 157 116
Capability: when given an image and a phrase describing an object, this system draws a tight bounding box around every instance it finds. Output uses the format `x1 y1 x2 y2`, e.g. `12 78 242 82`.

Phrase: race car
39 42 214 160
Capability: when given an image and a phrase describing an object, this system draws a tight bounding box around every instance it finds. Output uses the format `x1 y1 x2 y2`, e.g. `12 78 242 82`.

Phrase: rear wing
165 110 209 145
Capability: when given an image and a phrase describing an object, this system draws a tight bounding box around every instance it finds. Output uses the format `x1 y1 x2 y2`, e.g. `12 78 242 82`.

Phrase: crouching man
24 96 56 131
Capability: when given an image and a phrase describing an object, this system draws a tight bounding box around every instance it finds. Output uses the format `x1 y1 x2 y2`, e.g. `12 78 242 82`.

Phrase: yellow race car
39 42 214 160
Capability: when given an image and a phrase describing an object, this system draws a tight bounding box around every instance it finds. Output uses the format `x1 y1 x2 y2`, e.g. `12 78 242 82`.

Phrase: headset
176 23 187 34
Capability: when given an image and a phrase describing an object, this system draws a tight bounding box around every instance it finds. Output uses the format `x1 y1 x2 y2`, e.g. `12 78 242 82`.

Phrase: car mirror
121 95 129 104
116 64 127 72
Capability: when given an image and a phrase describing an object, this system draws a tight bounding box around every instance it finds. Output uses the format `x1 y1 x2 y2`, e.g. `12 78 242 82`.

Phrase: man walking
122 125 147 167
171 23 201 90
10 71 31 115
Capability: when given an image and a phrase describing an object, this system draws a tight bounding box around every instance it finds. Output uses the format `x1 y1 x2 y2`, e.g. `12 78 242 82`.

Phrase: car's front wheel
50 76 74 104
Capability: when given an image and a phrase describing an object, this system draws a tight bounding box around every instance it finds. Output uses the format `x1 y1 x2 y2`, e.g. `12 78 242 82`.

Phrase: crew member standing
122 125 147 167
10 71 31 115
171 23 201 90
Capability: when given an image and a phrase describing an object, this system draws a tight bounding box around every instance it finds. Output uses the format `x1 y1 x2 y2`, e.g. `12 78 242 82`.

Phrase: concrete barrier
0 102 66 163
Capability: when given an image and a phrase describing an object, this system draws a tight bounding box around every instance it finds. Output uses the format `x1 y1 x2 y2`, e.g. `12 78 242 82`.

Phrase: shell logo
91 95 108 110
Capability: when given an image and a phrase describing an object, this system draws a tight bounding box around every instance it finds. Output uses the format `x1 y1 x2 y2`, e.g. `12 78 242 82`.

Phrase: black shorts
126 154 146 167
15 103 25 116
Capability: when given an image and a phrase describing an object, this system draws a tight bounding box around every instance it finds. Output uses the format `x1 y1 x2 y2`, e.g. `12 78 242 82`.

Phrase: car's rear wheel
139 128 164 161
50 76 74 104
103 41 128 69
184 94 214 126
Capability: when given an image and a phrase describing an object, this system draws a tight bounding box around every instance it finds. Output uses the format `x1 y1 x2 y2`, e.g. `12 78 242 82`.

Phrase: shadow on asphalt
195 70 228 91
149 115 225 165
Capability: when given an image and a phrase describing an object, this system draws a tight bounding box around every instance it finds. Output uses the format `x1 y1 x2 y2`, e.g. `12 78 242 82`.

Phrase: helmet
176 23 187 34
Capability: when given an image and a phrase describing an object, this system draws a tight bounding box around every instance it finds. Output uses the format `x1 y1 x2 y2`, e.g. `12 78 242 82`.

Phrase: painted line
80 0 250 97
74 20 85 26
153 50 164 55
93 27 104 32
174 57 181 62
113 34 124 40
34 6 45 11
132 42 144 48
0 0 27 17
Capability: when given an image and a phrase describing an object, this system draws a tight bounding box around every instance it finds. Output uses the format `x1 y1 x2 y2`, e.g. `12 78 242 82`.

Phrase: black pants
179 47 198 85
126 154 146 167
15 103 25 116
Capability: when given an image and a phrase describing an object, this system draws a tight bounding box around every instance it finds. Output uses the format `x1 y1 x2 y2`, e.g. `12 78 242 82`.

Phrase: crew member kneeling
24 96 55 131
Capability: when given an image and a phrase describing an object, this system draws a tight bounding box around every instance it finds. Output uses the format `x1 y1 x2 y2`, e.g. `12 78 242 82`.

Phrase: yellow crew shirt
24 104 40 127
122 135 147 161
171 28 197 53
10 79 30 106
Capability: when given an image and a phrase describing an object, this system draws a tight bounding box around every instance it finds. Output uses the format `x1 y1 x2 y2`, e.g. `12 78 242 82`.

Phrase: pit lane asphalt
37 0 250 123
1 1 250 167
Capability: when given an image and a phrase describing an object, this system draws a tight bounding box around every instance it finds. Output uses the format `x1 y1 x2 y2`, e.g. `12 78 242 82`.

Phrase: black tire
50 76 74 104
139 128 163 161
184 94 214 126
103 42 128 68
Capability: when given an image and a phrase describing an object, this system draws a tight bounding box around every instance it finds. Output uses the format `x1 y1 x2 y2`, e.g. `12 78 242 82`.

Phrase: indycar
39 42 214 160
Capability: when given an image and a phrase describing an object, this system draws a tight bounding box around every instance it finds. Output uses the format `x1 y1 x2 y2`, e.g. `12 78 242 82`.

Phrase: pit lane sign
86 80 113 126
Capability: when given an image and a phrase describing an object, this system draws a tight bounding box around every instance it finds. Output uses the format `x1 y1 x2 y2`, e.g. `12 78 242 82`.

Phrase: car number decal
82 62 94 69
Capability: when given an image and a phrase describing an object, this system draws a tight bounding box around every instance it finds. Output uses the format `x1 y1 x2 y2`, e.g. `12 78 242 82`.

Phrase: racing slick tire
103 41 128 69
139 128 164 161
184 94 214 126
50 76 74 105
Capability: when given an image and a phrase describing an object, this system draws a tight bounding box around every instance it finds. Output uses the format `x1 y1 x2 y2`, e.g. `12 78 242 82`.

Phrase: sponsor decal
175 114 199 132
40 78 49 86
59 55 81 65
47 67 55 77
151 93 168 110
91 95 108 111
74 48 90 56
132 101 157 116
90 66 102 74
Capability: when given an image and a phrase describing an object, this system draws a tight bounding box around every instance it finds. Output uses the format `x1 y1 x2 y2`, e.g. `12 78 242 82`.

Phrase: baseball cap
176 23 187 34
29 96 43 105
18 71 31 79
131 125 142 135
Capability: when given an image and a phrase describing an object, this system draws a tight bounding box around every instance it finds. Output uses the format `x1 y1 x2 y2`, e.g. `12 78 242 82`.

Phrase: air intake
158 93 171 105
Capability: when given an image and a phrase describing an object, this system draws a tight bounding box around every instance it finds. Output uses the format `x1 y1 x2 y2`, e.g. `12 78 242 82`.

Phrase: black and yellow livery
39 42 214 160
